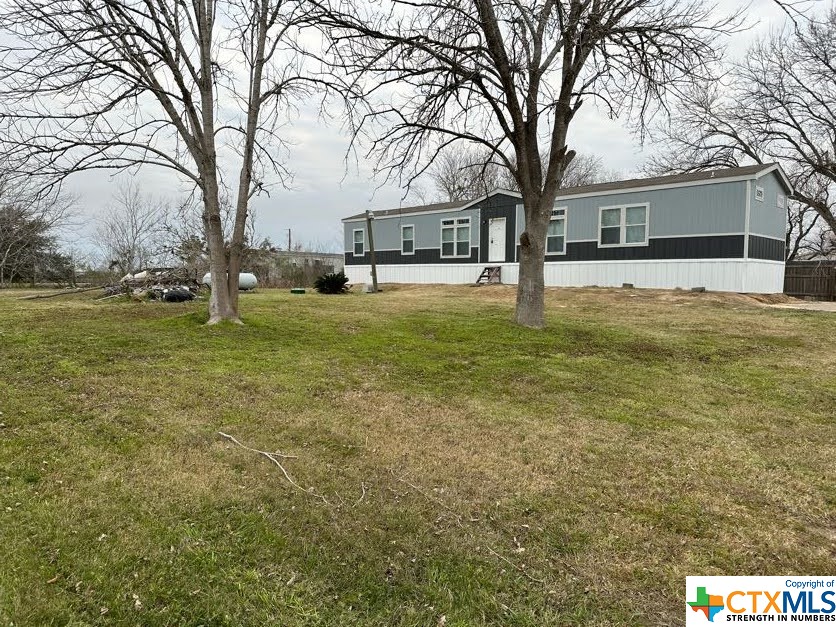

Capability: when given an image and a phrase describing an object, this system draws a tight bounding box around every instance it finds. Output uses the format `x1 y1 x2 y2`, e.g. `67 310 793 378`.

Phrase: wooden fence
784 261 836 301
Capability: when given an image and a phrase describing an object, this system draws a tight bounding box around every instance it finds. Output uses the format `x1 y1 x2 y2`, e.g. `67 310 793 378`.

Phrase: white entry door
488 218 506 262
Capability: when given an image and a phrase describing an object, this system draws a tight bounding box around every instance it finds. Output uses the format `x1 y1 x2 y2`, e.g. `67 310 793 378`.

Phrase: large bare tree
647 2 836 253
318 0 740 327
95 181 165 276
0 0 323 323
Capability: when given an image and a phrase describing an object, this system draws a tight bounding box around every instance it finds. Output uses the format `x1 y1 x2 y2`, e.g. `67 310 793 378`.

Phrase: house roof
555 163 792 198
342 164 792 221
342 199 469 221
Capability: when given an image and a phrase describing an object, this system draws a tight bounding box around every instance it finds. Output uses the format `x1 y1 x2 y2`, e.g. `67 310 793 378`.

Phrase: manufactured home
342 164 791 293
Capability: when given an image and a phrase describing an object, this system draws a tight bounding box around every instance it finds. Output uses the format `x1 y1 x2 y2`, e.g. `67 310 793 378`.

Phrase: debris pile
108 268 202 302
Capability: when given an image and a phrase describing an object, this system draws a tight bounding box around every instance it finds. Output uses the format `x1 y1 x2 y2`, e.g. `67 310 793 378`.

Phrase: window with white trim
599 204 648 247
441 217 471 257
777 194 786 209
755 186 765 202
353 229 364 256
547 207 566 254
401 225 415 254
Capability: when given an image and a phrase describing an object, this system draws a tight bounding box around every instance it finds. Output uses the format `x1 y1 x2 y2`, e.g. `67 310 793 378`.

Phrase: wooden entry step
476 266 501 284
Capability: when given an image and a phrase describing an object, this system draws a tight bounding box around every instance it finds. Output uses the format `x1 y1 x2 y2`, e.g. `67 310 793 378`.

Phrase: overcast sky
61 0 791 256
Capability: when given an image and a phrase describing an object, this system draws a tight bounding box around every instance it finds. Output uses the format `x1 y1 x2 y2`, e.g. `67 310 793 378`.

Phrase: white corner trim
744 180 751 260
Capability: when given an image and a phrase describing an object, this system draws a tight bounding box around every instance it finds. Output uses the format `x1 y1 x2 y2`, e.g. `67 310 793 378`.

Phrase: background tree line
0 176 75 287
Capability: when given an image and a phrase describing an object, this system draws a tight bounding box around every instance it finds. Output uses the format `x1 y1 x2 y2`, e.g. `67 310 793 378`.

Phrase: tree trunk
512 132 568 329
514 191 550 329
515 227 546 328
203 175 241 325
195 0 240 325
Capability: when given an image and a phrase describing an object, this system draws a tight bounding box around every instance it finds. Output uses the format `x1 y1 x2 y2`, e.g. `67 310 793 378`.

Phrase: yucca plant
314 271 350 294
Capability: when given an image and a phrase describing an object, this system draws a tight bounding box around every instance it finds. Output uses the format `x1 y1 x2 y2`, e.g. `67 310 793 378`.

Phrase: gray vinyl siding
512 181 747 243
750 171 789 240
344 175 788 264
343 208 480 252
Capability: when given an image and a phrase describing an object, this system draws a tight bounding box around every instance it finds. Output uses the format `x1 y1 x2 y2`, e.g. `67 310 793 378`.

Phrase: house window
599 204 648 247
353 229 364 256
777 194 786 209
441 217 471 257
755 186 765 202
547 207 567 254
401 225 415 254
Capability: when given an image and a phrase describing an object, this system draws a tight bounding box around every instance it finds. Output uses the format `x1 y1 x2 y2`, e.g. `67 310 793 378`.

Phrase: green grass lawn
0 285 833 625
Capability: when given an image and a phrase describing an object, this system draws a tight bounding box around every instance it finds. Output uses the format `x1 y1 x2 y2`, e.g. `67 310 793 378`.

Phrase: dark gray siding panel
476 194 519 263
530 235 745 262
345 247 479 265
749 235 785 261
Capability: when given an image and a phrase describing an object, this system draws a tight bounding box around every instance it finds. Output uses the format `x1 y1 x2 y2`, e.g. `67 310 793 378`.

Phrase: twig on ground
217 432 328 504
391 470 548 586
354 482 367 507
486 546 545 585
218 432 297 458
394 473 464 527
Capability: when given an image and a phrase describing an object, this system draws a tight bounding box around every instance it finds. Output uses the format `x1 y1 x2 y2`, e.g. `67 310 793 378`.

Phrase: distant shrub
314 271 350 294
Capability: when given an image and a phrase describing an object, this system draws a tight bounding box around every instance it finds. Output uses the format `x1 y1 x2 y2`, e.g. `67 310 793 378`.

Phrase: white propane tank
202 272 258 290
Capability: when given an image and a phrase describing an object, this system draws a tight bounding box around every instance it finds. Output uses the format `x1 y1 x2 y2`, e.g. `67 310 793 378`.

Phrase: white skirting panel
541 259 785 293
345 263 484 285
740 260 785 294
344 259 786 294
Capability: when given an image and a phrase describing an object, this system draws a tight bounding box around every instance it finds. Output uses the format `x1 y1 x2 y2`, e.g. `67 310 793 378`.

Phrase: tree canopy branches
314 0 742 326
648 3 836 253
0 0 334 321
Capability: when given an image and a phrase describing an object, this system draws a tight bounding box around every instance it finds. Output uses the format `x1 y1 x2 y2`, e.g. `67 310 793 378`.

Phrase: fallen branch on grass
17 285 104 300
217 431 328 505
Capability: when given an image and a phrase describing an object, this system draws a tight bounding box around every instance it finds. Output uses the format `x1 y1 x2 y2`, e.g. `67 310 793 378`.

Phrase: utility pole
365 210 379 293
286 228 291 252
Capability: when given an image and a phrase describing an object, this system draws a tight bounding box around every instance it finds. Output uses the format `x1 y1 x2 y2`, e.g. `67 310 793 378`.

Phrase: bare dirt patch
766 300 836 312
378 282 801 308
